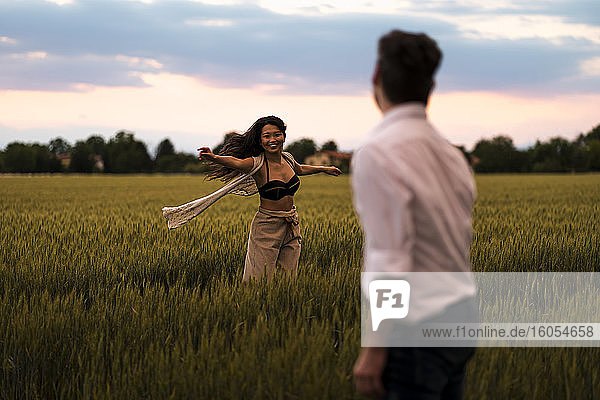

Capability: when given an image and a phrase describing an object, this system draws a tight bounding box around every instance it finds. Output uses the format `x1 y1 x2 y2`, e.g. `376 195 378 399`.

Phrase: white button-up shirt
352 102 477 319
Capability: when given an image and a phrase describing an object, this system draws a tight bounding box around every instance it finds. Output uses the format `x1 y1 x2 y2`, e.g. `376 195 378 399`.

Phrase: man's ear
372 62 381 86
424 79 436 105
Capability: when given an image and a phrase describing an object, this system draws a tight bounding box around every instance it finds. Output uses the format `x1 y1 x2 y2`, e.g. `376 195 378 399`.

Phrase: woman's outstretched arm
297 164 342 176
198 147 254 174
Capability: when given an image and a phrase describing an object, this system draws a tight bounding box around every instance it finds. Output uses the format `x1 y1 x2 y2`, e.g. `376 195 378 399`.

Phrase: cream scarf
162 152 298 229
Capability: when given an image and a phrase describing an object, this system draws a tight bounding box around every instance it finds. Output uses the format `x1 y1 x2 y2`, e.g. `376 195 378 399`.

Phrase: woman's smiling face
260 124 285 154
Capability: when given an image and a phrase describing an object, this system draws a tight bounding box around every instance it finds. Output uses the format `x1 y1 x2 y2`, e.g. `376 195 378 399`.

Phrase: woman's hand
198 147 217 162
324 166 342 176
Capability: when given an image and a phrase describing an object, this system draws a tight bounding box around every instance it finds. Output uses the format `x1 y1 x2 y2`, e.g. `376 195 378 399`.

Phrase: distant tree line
0 130 207 174
0 130 343 174
465 124 600 173
1 124 599 173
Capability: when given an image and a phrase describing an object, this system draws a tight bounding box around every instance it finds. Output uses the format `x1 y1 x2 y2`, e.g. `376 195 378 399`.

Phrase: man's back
352 103 476 275
352 30 476 400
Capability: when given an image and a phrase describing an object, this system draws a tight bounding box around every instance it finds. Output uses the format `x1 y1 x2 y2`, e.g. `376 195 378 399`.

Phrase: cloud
0 0 598 96
580 57 600 77
45 0 74 5
0 52 161 91
437 36 600 95
8 51 48 60
0 36 18 44
448 14 600 44
114 55 164 70
533 0 600 26
185 18 235 27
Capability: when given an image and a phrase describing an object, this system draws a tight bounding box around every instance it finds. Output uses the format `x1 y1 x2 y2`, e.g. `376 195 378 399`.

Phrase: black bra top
258 157 300 201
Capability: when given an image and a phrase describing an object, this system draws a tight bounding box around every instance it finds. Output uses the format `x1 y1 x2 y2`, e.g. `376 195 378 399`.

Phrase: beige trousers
242 206 301 281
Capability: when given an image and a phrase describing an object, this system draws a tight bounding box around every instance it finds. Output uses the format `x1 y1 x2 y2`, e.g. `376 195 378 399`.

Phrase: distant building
305 150 353 172
56 153 71 169
92 154 105 172
55 153 105 172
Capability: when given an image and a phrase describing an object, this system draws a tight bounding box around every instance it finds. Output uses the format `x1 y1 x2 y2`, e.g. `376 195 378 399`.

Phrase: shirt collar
357 102 429 150
381 102 427 124
368 102 424 136
383 102 427 120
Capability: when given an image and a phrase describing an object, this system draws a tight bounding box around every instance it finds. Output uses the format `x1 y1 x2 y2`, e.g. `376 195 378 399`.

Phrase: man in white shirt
352 30 477 400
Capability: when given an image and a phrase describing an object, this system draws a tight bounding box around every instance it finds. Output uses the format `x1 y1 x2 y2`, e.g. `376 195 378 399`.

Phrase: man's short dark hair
377 30 442 105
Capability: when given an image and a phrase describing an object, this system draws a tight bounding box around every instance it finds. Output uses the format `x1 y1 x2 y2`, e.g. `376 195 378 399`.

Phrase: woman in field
198 116 342 281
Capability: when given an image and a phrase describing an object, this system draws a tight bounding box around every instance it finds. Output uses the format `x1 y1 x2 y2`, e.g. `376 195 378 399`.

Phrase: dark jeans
382 347 475 400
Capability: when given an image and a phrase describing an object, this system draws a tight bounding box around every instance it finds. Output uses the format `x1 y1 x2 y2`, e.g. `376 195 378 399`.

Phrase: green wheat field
1 174 599 399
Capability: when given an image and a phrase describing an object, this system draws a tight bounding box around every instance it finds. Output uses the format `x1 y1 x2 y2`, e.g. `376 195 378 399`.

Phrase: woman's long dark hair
206 115 287 182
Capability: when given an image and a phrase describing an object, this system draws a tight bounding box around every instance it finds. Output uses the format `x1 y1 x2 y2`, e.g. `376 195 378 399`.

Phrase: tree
321 140 338 152
530 137 574 172
155 138 175 160
155 153 200 173
49 137 71 155
3 143 36 172
585 124 600 143
85 135 107 172
471 135 527 173
285 138 317 163
105 130 153 173
588 140 600 171
570 137 590 172
2 142 61 173
69 141 95 173
85 135 106 155
455 145 471 164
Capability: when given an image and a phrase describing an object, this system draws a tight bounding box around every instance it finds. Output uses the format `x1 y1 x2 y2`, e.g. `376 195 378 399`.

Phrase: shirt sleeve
351 146 415 274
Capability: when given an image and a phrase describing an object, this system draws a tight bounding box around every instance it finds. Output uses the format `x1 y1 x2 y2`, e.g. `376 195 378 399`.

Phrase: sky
0 0 599 154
